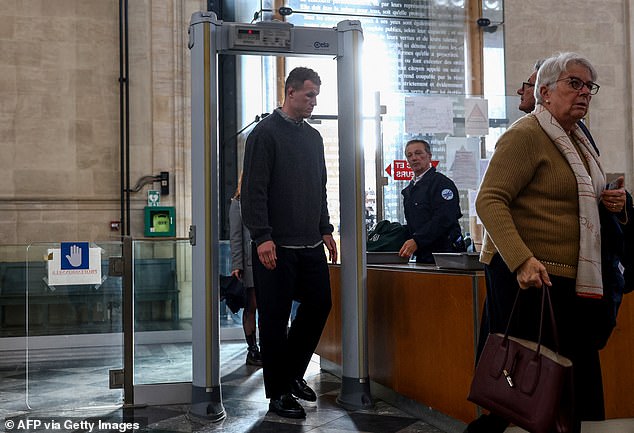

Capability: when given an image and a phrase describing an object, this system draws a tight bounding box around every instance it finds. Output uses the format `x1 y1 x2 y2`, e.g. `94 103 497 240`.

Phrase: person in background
241 66 337 419
229 174 262 367
398 139 465 263
516 59 543 114
465 52 628 433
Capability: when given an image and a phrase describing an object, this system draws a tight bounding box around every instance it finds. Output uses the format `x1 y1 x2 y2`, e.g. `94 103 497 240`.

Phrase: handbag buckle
503 369 514 388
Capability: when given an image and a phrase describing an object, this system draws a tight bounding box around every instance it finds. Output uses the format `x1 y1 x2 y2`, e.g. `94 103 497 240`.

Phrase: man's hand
399 239 417 258
257 240 277 270
230 269 243 280
516 257 552 289
323 234 338 263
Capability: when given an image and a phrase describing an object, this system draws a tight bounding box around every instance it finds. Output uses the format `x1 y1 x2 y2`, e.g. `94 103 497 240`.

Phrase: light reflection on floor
1 341 449 433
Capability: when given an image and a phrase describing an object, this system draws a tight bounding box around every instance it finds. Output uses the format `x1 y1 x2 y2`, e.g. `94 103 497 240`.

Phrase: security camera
476 17 498 33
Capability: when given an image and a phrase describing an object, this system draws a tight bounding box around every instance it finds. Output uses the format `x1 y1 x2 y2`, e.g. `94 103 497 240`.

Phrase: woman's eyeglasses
555 76 600 95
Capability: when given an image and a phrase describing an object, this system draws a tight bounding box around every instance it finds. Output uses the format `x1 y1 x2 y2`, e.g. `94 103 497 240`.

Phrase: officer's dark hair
404 139 431 156
285 67 321 95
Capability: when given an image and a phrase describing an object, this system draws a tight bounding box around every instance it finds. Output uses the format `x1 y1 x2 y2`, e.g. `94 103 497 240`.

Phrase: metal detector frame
188 11 369 419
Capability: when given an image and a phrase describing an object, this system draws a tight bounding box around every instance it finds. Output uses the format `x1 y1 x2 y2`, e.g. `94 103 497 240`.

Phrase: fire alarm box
144 206 175 237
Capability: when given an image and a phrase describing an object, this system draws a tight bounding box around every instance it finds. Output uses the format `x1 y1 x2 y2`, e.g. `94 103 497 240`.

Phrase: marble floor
0 341 455 433
1 341 633 433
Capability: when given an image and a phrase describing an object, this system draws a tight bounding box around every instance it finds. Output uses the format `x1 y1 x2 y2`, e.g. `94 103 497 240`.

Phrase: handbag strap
502 285 561 355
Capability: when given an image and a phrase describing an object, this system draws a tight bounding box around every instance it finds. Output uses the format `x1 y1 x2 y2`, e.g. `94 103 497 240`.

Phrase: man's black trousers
252 244 332 399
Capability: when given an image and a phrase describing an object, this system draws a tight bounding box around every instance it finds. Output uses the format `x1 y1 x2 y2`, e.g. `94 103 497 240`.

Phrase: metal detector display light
228 22 292 52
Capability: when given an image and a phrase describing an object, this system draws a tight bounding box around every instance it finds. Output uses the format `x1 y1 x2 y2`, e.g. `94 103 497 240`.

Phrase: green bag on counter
367 220 410 252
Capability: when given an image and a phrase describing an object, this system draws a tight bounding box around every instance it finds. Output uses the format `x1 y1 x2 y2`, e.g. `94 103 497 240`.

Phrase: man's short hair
534 58 545 72
405 139 431 155
285 67 321 95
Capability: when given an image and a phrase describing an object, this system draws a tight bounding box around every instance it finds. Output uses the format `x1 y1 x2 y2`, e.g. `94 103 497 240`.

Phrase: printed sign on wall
48 242 102 286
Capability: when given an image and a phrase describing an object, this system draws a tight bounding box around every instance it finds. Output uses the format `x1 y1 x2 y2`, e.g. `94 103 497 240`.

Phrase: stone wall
503 0 634 187
0 0 203 243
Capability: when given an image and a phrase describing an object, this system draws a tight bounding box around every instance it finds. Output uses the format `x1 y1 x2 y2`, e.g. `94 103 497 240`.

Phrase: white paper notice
464 98 489 136
405 96 454 135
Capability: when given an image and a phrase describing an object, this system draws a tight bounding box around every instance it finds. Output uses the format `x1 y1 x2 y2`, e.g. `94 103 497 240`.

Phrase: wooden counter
316 264 634 422
601 291 634 417
317 264 487 422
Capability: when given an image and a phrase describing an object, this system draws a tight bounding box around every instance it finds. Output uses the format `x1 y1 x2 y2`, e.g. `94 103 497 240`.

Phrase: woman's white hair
534 52 598 104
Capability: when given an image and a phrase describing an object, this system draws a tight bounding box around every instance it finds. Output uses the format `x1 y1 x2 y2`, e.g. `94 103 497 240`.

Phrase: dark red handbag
468 286 574 433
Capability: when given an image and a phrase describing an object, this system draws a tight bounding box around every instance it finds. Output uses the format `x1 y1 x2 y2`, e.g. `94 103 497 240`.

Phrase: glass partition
0 236 253 410
0 245 34 339
133 239 192 385
277 90 523 256
24 241 124 410
373 92 521 237
234 0 510 258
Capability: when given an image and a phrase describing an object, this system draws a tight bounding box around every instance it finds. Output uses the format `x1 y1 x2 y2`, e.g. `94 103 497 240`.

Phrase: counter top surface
331 262 485 276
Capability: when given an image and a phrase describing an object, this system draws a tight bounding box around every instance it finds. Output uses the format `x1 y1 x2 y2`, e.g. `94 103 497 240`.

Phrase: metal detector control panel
228 22 292 52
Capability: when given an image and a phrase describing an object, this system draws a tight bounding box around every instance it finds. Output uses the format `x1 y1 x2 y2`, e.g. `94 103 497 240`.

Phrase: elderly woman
465 52 628 433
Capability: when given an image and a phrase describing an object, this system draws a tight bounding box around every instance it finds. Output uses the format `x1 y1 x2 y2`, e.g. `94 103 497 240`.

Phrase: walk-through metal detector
188 11 370 420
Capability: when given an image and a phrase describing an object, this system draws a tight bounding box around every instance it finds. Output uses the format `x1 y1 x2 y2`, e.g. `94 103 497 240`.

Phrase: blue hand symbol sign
65 244 83 268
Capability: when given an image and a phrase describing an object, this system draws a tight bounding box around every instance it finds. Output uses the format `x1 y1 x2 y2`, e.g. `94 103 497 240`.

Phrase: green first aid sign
148 190 160 206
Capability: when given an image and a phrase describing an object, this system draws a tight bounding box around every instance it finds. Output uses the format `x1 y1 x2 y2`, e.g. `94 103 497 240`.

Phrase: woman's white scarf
533 104 605 298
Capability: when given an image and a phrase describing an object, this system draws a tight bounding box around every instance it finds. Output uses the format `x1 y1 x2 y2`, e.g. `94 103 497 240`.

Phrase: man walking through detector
241 66 338 419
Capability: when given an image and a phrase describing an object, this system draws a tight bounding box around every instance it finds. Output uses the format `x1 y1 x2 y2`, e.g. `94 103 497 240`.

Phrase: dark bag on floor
367 220 410 252
467 286 574 433
220 275 246 314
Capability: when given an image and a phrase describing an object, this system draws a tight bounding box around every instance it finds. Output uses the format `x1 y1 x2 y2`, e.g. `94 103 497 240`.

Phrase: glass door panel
219 240 244 340
25 241 123 410
133 240 192 385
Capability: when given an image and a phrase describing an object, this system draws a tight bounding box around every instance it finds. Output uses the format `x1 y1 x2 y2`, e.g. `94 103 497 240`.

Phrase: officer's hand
399 239 417 258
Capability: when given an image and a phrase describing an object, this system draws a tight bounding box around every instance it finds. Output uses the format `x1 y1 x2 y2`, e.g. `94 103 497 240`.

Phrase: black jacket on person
401 166 464 263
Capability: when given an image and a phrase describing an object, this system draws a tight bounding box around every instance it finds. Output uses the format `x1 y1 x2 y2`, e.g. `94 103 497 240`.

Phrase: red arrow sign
386 160 440 181
386 160 413 181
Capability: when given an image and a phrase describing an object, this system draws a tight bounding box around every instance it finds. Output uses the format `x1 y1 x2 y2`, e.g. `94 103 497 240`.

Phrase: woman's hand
399 239 418 258
516 257 552 289
230 269 243 280
601 176 626 213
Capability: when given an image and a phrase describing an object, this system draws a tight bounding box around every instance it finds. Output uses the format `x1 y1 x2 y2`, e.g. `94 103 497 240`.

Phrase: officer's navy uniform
402 166 463 263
